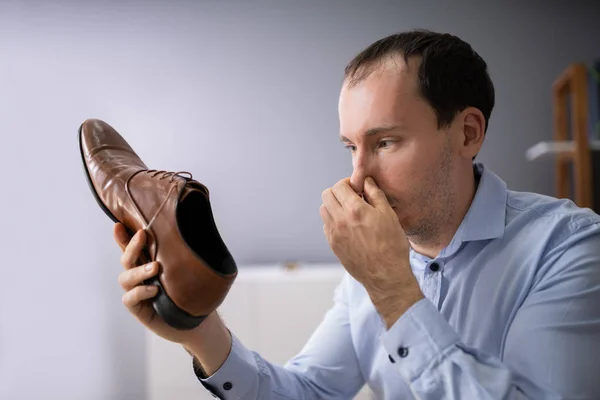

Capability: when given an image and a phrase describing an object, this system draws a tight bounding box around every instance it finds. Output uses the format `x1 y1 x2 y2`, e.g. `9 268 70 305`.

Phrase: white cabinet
146 264 373 400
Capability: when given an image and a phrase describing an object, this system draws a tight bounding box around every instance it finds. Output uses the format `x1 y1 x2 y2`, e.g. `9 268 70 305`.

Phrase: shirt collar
440 163 507 257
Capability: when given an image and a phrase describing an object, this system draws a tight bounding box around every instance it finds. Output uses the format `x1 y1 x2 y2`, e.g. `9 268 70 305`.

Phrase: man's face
338 57 459 238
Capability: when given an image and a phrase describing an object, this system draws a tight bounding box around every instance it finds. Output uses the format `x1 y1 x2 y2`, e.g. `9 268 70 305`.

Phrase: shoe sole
78 122 206 330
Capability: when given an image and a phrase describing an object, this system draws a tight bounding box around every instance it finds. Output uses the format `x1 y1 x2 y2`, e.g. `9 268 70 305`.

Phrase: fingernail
145 263 153 271
146 285 157 292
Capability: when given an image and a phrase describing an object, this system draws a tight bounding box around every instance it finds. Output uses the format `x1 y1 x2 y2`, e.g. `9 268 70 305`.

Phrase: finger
331 178 363 209
122 284 159 311
363 177 391 211
120 229 147 270
114 223 132 252
323 223 331 242
319 203 333 225
321 187 343 220
118 261 159 292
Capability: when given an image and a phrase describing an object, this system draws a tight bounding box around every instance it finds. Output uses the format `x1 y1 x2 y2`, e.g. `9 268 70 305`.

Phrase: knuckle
348 205 361 220
120 269 137 290
123 252 136 268
330 185 339 197
333 179 346 192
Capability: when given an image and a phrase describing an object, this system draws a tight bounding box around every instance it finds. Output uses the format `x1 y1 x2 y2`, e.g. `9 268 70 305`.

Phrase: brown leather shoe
78 118 237 330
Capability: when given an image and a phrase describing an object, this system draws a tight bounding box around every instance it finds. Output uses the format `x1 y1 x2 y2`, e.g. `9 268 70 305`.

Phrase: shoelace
125 169 193 233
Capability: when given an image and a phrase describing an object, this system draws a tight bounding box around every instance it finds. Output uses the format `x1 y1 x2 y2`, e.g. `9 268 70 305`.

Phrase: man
115 30 600 399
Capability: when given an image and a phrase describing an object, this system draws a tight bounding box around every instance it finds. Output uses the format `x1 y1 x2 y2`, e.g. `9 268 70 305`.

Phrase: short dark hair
344 29 495 134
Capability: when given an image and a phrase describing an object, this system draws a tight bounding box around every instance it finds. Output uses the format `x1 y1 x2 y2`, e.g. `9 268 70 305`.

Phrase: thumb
364 177 391 210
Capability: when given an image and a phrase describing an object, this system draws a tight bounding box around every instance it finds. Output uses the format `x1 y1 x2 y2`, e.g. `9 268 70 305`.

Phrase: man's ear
459 107 486 159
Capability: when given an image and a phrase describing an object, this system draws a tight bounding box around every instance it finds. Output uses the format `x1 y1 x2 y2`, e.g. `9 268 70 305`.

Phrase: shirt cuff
380 298 460 382
195 332 259 399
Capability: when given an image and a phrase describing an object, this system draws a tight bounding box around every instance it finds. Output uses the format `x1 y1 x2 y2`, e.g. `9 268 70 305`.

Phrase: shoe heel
144 275 208 330
140 249 207 330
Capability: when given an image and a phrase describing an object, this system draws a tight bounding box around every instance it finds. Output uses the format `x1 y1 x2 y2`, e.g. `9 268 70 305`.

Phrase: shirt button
223 382 233 390
388 354 396 363
398 347 409 358
429 262 440 272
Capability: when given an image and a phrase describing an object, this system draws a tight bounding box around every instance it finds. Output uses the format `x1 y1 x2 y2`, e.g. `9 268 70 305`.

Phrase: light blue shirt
198 163 600 399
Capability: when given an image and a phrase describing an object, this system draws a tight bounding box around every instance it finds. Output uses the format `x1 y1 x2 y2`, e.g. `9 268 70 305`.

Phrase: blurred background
1 0 600 399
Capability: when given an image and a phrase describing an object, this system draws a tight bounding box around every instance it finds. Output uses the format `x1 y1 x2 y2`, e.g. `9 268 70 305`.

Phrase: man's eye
379 140 393 148
345 145 356 152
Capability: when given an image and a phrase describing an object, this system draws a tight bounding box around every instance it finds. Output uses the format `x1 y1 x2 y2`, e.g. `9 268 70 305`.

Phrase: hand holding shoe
114 223 214 345
115 222 234 377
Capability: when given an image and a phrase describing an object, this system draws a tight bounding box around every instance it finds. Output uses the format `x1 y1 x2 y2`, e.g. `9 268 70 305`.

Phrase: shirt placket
422 262 442 309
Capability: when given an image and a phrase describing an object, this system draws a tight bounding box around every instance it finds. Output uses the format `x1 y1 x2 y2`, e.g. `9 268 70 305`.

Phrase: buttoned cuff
195 333 259 399
380 298 460 382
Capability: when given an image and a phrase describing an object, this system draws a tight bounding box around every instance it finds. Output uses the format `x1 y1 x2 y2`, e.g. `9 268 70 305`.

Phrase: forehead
338 57 423 136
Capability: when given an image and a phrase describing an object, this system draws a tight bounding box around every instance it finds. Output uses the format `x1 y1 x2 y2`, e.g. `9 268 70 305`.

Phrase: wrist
370 287 424 329
183 312 232 376
182 311 221 347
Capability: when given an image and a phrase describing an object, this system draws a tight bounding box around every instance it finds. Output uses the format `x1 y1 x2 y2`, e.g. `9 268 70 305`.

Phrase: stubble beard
403 144 455 247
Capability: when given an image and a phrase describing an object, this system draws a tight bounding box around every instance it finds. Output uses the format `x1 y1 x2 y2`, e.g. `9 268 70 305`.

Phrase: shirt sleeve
195 272 366 400
380 224 600 399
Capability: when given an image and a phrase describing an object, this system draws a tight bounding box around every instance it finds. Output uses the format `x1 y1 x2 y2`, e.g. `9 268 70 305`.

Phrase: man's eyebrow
340 125 400 143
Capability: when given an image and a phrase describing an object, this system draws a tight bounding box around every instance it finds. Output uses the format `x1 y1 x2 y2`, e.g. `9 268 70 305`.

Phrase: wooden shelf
527 63 598 210
526 140 600 161
552 63 594 209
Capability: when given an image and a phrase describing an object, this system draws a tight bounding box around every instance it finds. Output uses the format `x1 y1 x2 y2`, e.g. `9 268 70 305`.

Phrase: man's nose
350 167 366 194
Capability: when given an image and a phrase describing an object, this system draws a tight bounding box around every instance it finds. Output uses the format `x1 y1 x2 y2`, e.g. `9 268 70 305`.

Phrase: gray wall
1 0 599 399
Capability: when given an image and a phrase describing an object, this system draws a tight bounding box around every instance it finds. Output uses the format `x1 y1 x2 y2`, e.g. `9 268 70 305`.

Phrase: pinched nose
349 173 365 194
